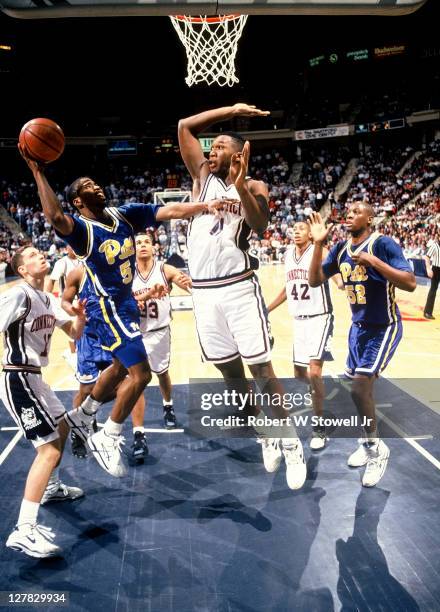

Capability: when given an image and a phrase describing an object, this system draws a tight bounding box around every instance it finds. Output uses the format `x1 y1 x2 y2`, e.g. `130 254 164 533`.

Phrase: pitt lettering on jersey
99 237 135 265
30 314 56 333
339 263 368 284
286 268 308 281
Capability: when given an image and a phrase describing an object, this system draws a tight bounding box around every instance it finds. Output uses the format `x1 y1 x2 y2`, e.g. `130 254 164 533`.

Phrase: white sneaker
310 428 327 451
6 524 62 558
362 440 390 487
41 482 84 506
64 408 95 443
347 439 371 467
282 439 307 490
87 429 128 477
258 438 282 472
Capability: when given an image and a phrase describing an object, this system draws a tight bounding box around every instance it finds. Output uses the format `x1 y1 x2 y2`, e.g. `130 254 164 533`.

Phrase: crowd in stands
0 141 439 279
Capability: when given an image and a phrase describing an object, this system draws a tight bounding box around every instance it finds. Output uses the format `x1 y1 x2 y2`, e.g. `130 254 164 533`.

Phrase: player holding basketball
268 221 343 450
19 146 224 478
178 103 307 490
0 246 86 558
129 233 192 462
308 205 416 486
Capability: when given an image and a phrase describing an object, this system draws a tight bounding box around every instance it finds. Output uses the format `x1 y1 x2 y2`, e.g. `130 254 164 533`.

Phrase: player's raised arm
61 267 83 316
18 145 74 236
178 103 270 181
230 140 269 233
308 212 335 287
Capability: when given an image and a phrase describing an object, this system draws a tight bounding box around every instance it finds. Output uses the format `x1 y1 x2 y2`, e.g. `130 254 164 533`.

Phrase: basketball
19 118 65 163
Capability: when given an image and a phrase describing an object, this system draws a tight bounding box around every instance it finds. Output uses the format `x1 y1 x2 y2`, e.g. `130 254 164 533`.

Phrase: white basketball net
170 15 248 87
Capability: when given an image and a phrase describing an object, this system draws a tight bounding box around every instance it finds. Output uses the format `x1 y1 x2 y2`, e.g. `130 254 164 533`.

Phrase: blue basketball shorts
91 297 148 369
345 320 403 378
76 322 113 384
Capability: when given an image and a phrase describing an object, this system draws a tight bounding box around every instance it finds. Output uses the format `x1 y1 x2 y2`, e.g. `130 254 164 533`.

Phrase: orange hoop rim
172 14 243 23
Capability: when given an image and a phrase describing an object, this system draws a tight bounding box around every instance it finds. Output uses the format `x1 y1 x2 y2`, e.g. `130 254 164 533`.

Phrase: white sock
133 426 144 434
46 468 60 492
163 400 173 408
17 499 39 528
104 418 123 437
81 395 102 416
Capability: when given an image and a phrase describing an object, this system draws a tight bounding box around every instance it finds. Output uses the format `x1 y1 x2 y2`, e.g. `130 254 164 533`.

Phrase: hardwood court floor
1 264 439 392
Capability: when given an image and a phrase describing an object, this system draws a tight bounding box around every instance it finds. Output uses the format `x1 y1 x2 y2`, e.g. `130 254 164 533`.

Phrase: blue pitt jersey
78 267 100 318
56 203 161 302
322 233 412 325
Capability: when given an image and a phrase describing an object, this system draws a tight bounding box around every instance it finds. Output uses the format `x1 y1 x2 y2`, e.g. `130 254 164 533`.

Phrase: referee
423 236 440 320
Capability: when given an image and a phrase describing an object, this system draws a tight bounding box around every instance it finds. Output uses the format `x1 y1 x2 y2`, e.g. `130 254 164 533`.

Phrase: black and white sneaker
87 429 128 477
130 432 149 464
6 524 62 559
163 405 177 429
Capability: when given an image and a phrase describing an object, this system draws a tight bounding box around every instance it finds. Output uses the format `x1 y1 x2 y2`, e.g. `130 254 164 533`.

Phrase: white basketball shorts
142 326 171 375
0 371 66 448
293 313 334 367
192 275 271 365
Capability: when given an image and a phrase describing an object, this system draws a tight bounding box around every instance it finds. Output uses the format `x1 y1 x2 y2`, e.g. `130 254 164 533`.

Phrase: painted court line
1 426 19 431
0 431 23 467
376 409 440 471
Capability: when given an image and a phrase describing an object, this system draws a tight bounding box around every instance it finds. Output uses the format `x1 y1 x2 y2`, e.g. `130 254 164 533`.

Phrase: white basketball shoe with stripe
6 524 62 558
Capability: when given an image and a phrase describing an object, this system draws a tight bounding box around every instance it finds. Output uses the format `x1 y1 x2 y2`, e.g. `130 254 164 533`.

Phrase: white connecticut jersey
50 256 80 293
285 244 333 317
132 261 171 333
187 174 258 283
0 284 72 368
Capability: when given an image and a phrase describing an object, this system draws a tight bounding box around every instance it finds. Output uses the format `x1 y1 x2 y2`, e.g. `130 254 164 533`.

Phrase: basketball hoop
170 14 248 87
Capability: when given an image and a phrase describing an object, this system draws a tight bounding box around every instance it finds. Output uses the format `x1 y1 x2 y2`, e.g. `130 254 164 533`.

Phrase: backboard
0 0 428 19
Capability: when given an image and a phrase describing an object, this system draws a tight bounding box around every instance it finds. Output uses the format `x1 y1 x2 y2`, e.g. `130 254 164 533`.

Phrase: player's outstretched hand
232 103 270 117
149 283 169 300
174 272 192 291
229 140 250 191
71 298 87 319
17 143 45 175
308 212 333 245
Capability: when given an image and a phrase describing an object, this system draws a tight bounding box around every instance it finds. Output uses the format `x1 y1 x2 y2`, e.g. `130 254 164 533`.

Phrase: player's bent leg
87 340 151 477
7 440 65 558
